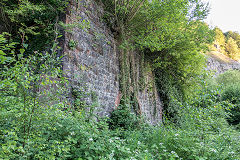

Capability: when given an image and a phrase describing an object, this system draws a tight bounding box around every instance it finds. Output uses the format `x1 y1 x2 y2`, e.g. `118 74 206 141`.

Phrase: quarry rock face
206 52 240 75
62 0 162 124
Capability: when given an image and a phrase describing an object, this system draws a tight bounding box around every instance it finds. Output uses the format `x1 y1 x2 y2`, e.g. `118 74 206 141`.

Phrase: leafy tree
129 0 213 119
101 0 214 119
225 37 239 60
225 31 240 48
214 27 226 52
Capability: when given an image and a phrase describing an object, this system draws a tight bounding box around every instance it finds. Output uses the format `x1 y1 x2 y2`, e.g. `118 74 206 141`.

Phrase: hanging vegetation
100 0 215 118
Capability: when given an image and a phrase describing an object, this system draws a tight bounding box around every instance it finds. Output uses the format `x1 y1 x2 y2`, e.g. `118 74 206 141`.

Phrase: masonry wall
131 52 162 125
62 0 162 124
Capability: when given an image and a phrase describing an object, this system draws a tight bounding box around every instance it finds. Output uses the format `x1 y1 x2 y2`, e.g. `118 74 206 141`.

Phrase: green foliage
0 35 71 158
130 0 214 120
0 33 18 64
221 84 240 126
109 103 139 131
214 27 226 50
217 70 240 85
131 1 212 51
211 28 240 60
68 39 78 50
0 0 68 53
101 0 215 118
100 0 145 32
1 1 239 160
225 31 240 48
217 70 240 126
225 37 240 60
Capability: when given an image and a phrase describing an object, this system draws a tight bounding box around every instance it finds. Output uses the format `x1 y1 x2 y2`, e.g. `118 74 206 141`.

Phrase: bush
221 84 240 125
108 104 139 131
217 70 240 85
216 70 240 126
1 54 240 159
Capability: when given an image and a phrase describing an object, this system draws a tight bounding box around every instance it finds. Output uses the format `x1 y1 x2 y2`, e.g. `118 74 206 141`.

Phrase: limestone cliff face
62 0 162 124
206 51 240 75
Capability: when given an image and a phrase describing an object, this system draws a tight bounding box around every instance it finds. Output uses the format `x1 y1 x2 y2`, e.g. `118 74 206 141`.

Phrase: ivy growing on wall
100 0 215 119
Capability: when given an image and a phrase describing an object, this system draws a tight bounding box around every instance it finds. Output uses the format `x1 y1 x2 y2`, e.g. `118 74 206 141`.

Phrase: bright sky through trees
203 0 240 33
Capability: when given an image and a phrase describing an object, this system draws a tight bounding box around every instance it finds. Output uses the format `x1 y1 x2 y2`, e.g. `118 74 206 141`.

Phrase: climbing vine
100 0 214 118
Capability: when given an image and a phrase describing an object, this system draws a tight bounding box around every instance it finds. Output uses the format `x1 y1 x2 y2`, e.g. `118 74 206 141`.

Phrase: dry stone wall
62 0 163 124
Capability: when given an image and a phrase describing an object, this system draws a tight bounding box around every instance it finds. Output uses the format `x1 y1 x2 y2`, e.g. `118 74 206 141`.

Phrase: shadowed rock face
206 51 240 75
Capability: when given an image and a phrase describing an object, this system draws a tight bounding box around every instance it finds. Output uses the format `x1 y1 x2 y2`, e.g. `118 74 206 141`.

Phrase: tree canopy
211 27 240 61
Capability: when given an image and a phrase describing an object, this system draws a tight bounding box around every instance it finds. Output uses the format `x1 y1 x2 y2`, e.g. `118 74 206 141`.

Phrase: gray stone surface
62 0 163 124
129 51 162 125
206 55 240 75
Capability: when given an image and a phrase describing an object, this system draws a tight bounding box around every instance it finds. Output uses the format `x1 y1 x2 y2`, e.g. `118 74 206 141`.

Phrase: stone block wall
127 51 162 125
62 0 162 124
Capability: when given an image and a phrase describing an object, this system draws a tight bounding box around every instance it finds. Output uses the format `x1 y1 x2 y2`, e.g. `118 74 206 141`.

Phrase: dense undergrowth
1 36 240 159
1 0 240 159
0 0 68 52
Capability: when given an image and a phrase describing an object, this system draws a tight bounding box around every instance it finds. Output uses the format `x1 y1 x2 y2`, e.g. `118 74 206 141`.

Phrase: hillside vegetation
210 27 240 61
1 0 240 159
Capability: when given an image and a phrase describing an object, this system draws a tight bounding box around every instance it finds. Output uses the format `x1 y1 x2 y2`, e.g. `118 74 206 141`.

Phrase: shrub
221 84 240 125
217 70 240 85
108 103 139 131
216 70 240 126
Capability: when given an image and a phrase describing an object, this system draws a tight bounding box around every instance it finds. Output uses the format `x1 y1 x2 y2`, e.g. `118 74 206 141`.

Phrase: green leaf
23 43 28 49
17 54 23 59
20 48 25 54
0 50 6 55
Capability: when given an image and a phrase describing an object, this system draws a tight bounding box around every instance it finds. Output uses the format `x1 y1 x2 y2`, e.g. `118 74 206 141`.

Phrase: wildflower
210 148 217 153
175 133 179 136
89 138 93 141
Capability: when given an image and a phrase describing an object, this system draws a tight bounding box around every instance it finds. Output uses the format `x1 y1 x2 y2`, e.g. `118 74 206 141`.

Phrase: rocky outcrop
206 51 240 75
